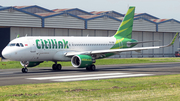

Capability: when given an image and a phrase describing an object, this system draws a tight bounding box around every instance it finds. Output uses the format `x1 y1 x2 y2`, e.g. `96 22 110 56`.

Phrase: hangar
0 5 179 58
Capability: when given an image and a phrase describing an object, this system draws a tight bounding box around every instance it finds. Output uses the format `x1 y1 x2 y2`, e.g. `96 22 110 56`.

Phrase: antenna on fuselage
25 34 28 37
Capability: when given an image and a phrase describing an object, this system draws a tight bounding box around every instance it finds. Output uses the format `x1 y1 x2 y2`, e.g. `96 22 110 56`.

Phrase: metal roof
151 19 170 23
90 11 124 17
0 6 42 17
14 5 32 9
53 8 73 12
35 12 59 17
52 8 93 15
135 13 159 19
14 5 54 13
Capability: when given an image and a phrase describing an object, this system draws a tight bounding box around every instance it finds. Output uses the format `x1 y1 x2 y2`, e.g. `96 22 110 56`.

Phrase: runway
0 62 180 86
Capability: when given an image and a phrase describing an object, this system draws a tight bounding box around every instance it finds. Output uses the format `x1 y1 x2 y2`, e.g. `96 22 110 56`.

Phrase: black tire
56 64 62 71
90 65 96 71
52 64 57 70
86 67 91 71
22 68 28 73
22 68 25 73
24 68 28 73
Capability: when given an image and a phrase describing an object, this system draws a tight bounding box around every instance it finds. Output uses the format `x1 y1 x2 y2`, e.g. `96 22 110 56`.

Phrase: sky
1 0 180 21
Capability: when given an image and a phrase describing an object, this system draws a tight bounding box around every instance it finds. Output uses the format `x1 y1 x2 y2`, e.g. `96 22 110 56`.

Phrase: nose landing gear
21 61 28 73
22 67 28 73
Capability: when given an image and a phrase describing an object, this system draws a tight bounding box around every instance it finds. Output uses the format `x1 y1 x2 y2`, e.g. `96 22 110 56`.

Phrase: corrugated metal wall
44 15 84 29
133 19 156 32
158 20 180 32
136 14 157 19
87 17 120 30
0 10 41 27
153 32 163 57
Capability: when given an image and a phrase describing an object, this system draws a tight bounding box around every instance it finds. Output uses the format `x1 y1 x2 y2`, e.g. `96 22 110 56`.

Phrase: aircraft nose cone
2 47 11 59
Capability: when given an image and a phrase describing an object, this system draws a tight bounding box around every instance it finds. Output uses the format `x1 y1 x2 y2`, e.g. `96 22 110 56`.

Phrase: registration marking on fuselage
27 73 153 82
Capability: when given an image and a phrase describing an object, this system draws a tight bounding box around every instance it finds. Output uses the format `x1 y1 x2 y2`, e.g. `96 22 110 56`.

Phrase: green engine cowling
71 55 93 68
20 61 43 67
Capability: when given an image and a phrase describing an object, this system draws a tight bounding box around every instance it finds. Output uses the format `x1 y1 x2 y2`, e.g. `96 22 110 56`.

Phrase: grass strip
0 74 180 100
1 57 180 69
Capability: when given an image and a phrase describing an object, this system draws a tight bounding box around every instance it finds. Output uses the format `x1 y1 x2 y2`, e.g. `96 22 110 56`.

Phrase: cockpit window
20 43 24 47
16 43 20 47
8 43 24 47
9 43 16 46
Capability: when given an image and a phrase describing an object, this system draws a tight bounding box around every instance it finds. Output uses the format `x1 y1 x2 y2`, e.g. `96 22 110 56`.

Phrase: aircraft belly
53 51 71 61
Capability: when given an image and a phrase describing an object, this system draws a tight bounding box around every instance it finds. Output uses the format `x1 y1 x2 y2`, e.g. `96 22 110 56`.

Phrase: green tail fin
114 6 135 39
16 34 19 38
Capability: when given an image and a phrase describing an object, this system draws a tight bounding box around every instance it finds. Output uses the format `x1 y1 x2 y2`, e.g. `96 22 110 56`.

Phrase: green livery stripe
170 32 178 45
114 6 135 39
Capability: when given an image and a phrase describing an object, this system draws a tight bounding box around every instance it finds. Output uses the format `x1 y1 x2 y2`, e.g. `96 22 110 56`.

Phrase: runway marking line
53 74 153 82
27 73 153 82
27 73 129 80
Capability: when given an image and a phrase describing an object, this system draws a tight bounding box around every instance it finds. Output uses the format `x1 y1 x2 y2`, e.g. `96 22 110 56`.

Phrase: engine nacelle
71 55 93 68
20 61 43 67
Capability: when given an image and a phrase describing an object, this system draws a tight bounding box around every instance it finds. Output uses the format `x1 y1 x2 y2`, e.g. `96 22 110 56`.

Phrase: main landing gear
86 64 96 71
52 61 62 71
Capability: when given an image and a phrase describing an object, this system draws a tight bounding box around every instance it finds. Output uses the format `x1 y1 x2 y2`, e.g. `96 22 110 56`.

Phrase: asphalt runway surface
1 62 180 86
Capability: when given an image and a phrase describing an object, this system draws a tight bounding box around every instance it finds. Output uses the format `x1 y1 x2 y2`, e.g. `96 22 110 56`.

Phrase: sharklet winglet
161 32 178 48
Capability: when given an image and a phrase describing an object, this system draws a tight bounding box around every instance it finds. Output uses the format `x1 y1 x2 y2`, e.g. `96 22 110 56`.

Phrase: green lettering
44 40 48 49
54 39 57 49
48 39 51 49
36 39 41 49
40 39 44 49
63 39 69 49
51 39 54 49
58 41 63 49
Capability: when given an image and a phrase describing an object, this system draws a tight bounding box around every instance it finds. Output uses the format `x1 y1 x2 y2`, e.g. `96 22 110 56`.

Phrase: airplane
1 6 178 73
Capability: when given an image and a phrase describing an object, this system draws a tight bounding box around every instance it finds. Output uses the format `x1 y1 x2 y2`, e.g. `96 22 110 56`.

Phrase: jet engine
20 61 43 67
71 55 93 68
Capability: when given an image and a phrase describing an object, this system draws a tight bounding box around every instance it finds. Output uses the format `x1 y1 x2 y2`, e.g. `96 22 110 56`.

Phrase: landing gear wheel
86 64 96 71
90 64 96 71
86 66 91 71
56 64 62 71
22 68 28 73
52 64 62 71
52 64 57 70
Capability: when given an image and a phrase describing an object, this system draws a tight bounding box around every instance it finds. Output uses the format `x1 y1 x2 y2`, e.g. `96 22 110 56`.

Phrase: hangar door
0 28 10 58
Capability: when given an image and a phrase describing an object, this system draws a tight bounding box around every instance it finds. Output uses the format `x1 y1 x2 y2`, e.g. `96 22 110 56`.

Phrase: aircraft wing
65 32 178 57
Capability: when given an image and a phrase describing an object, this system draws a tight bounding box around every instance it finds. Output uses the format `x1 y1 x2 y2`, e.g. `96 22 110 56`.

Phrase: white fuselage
2 36 116 61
